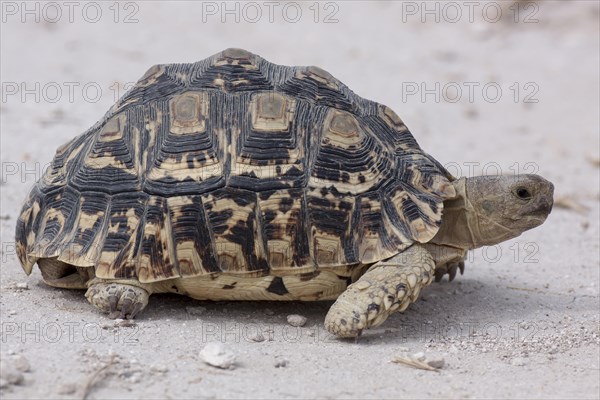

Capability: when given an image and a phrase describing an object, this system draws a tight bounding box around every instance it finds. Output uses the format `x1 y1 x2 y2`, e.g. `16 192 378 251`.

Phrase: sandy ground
1 1 599 399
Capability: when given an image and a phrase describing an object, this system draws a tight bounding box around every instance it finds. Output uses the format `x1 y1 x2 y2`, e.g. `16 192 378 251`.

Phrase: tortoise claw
434 268 446 282
448 263 458 282
108 294 119 317
434 260 466 283
119 297 144 319
108 311 121 319
120 298 134 318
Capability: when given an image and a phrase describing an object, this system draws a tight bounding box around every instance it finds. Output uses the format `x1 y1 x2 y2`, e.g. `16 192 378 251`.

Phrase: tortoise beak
522 177 554 221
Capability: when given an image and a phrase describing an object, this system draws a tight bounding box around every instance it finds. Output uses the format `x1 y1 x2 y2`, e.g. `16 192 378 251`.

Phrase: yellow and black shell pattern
15 48 455 284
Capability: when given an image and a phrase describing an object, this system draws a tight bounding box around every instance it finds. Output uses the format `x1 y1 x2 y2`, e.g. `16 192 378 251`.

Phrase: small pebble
115 319 136 328
56 382 77 395
150 364 169 373
11 355 30 372
247 331 265 342
274 359 288 368
412 352 426 361
511 357 527 366
16 282 29 290
0 364 24 386
287 314 307 327
427 358 445 369
127 373 142 384
186 306 207 316
199 342 236 369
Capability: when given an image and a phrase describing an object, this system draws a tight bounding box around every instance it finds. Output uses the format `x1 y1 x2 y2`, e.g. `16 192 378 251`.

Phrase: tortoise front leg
324 245 435 338
85 279 151 319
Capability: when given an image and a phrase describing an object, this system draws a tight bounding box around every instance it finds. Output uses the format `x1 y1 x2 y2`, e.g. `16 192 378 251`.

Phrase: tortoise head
431 174 554 249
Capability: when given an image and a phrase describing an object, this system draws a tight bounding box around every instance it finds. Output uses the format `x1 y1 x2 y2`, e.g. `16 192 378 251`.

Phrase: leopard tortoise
15 48 554 337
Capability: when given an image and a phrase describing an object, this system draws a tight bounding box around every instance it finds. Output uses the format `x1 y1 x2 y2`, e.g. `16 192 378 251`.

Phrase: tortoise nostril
535 199 553 214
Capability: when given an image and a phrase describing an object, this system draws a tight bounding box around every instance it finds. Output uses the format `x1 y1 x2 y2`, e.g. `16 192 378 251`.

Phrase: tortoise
15 48 554 337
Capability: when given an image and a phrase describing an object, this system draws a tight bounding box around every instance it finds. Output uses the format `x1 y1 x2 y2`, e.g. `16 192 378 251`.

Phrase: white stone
11 355 30 372
186 306 207 316
287 314 307 327
511 357 527 366
427 358 446 369
199 342 236 369
56 382 77 395
0 364 24 386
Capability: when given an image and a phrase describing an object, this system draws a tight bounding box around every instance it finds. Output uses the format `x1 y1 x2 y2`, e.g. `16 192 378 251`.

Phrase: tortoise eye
515 187 532 200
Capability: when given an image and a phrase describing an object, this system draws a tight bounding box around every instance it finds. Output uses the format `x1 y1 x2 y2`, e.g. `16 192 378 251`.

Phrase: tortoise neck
431 177 521 250
430 178 478 250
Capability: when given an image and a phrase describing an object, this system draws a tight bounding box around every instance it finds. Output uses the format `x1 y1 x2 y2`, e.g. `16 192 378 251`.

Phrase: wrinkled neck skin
430 178 519 251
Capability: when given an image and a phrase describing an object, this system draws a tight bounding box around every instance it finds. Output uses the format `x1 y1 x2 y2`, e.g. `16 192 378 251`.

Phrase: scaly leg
324 245 435 338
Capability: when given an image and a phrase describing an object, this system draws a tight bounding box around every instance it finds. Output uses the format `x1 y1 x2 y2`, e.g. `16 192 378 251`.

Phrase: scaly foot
85 282 149 319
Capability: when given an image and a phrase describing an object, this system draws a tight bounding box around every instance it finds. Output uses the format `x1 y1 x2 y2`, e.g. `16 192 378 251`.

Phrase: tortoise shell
15 48 455 284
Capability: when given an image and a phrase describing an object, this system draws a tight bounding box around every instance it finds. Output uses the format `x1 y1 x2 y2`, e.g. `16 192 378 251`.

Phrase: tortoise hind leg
37 258 90 289
324 245 435 338
85 279 150 319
